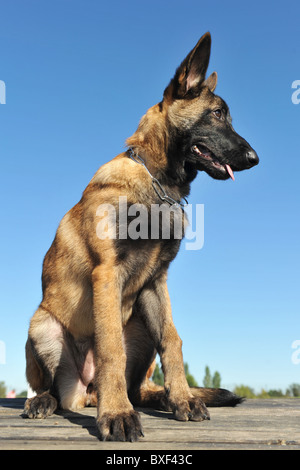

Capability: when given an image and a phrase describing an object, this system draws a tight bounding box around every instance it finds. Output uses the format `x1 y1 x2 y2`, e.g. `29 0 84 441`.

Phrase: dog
24 32 259 442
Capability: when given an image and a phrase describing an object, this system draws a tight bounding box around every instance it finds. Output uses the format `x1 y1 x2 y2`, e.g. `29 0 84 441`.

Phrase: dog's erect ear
204 71 217 92
164 32 212 101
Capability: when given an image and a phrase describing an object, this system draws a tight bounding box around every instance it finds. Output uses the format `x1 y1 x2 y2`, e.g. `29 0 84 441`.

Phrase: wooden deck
0 398 299 450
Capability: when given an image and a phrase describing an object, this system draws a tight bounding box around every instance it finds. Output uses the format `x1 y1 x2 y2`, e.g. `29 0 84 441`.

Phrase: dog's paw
172 397 210 422
97 410 144 442
23 392 57 419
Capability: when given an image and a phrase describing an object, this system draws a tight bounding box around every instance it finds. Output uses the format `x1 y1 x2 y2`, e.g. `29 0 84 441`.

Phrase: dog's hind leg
124 315 170 411
24 308 62 418
24 308 96 418
125 297 242 413
55 336 97 411
129 278 210 422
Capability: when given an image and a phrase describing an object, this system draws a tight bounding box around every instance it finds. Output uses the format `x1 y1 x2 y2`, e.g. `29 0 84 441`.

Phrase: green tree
233 385 256 399
257 388 270 398
203 367 221 388
212 371 221 388
152 364 164 386
152 362 198 387
0 381 7 398
267 389 284 397
287 383 300 397
203 366 212 387
184 363 198 387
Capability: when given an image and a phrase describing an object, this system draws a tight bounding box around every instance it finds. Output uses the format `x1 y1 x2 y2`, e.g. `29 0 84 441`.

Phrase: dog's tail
143 360 244 408
190 386 244 407
132 379 244 411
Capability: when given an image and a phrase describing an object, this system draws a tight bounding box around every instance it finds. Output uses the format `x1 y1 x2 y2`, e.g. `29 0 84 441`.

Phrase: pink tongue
225 164 235 181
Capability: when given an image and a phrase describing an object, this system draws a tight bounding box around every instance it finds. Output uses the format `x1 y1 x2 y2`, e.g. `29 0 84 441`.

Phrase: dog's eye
213 109 222 119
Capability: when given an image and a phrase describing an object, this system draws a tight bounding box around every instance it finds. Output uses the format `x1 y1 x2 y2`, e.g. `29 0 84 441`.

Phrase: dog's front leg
92 264 143 441
137 273 210 422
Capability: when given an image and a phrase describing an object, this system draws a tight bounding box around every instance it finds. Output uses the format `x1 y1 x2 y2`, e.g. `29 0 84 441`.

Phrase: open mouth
192 144 235 181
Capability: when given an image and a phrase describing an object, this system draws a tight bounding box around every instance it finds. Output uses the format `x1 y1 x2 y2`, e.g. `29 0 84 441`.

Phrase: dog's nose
246 149 259 167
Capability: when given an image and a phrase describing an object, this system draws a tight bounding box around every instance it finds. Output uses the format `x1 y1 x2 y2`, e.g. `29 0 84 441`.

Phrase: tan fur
126 104 169 172
24 32 245 441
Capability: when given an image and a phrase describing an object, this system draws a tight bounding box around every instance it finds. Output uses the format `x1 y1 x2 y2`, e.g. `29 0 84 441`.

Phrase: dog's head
163 32 259 182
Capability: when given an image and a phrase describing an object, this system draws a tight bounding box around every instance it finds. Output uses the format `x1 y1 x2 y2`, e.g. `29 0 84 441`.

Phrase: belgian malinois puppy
24 32 259 441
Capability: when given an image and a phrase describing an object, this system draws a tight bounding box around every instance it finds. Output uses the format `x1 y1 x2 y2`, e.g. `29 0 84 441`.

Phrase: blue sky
0 0 299 395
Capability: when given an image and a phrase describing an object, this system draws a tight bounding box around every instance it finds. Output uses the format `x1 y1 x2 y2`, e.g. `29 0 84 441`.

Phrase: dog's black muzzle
245 148 259 168
229 137 259 173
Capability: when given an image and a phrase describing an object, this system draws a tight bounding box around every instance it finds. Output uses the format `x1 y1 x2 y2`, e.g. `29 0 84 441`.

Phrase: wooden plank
0 398 299 450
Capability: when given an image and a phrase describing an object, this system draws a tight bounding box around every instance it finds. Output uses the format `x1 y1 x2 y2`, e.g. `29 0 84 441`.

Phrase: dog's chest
116 237 181 324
